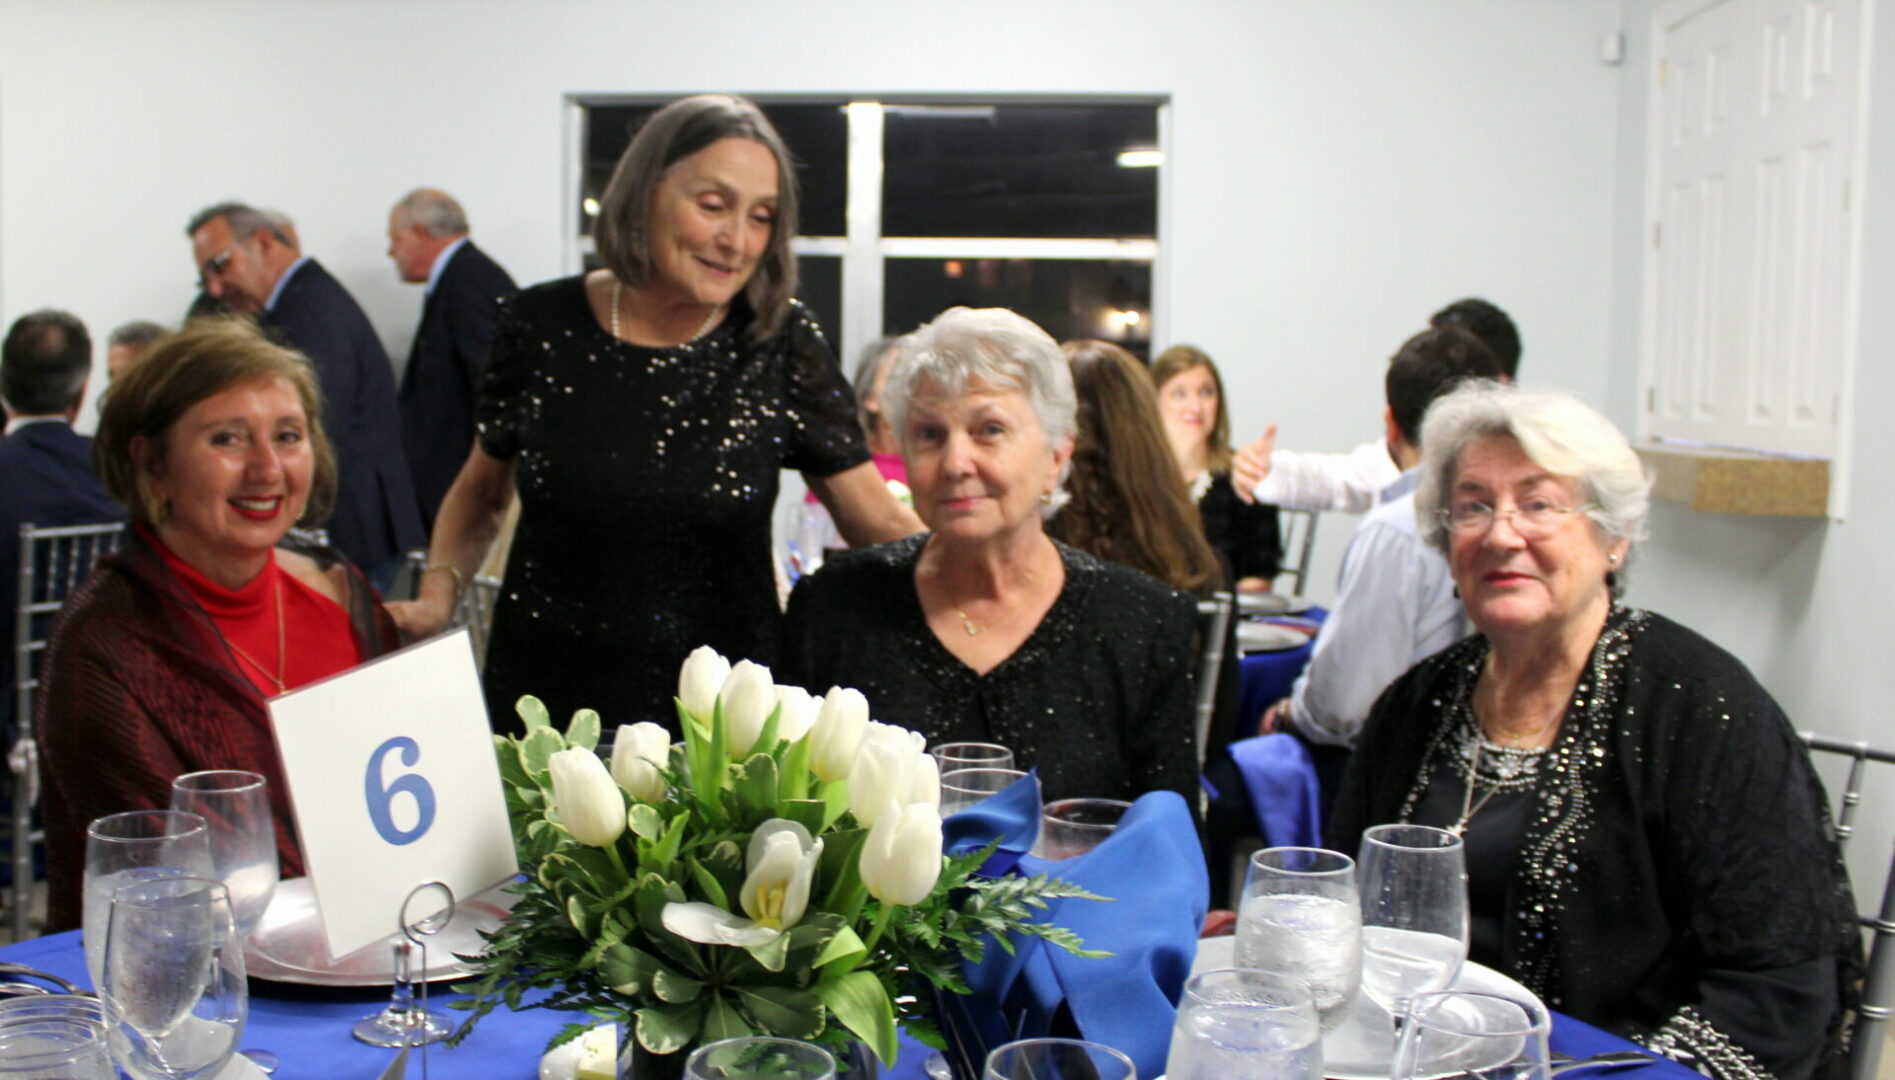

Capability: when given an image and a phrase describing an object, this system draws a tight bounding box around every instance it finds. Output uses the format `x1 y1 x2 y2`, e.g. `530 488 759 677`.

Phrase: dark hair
1049 340 1222 593
185 200 289 246
109 320 169 351
2 310 92 416
851 335 901 442
1386 326 1506 448
95 318 337 528
1429 298 1520 379
1149 343 1233 473
594 94 800 342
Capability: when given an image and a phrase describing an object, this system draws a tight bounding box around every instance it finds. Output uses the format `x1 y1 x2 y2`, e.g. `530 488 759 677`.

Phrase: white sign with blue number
270 628 518 960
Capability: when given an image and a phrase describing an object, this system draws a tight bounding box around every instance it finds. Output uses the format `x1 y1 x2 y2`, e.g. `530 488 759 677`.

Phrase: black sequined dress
1329 607 1860 1080
476 277 867 735
778 534 1201 807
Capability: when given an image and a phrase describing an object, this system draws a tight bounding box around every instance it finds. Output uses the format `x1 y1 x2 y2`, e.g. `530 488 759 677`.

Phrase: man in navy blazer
386 189 518 533
0 311 125 737
187 201 424 588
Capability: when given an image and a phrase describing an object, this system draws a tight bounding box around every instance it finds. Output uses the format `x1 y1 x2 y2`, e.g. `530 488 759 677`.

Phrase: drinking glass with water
1166 968 1324 1080
1356 824 1469 1020
1235 846 1362 1031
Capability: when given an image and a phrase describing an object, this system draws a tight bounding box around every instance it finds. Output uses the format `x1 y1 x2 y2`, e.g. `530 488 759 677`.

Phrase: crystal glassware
1392 990 1551 1080
1236 847 1362 1031
939 767 1029 817
984 1038 1136 1080
82 810 214 992
1356 824 1469 1019
931 742 1015 774
1034 798 1131 860
1166 968 1323 1080
683 1036 837 1080
99 875 247 1080
0 995 114 1079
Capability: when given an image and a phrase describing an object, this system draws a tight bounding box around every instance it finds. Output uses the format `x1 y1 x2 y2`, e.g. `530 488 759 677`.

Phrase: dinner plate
244 878 515 987
1237 621 1310 653
540 1022 618 1080
1191 936 1543 1080
1237 593 1316 616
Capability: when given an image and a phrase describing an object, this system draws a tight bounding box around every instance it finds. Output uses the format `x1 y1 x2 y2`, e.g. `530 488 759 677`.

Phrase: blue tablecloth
1236 608 1328 735
1 929 1696 1080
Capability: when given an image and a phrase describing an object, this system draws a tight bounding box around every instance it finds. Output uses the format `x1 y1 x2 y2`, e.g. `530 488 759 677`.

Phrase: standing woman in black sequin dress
393 95 919 734
1150 345 1281 593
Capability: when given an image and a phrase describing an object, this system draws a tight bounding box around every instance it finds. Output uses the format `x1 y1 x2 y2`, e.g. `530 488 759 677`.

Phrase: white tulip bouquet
447 646 1104 1076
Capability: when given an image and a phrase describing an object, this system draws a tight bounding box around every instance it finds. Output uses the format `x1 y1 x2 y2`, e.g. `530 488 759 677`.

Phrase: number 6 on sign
270 629 517 960
364 737 438 846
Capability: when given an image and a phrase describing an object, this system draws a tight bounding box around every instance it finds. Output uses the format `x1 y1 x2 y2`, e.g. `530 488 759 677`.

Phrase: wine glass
939 767 1028 816
1166 968 1323 1080
984 1038 1136 1080
684 1036 836 1080
1236 847 1362 1031
0 996 114 1079
99 876 247 1080
170 770 280 1072
1392 990 1550 1080
82 810 214 992
1034 798 1131 859
1356 824 1469 1021
931 742 1015 774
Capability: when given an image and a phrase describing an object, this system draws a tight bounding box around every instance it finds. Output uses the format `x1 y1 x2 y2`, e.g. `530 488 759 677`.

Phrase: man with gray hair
106 319 167 381
0 310 125 736
187 200 423 587
387 187 517 531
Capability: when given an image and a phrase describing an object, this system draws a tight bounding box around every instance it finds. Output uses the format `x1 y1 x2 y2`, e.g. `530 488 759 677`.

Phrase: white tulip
719 659 776 756
678 646 732 726
662 819 823 947
848 721 940 826
548 748 626 848
859 800 944 906
610 722 671 803
910 752 941 810
773 685 819 745
809 687 869 782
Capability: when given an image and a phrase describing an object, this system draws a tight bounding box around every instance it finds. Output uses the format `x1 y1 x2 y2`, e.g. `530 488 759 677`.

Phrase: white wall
1607 0 1895 897
0 0 1623 594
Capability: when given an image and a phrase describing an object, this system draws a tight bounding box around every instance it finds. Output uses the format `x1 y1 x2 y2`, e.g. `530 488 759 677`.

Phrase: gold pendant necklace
223 575 287 695
609 278 721 344
954 608 984 636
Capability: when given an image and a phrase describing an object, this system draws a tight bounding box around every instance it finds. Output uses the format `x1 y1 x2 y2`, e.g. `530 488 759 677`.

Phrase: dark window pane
580 102 847 237
882 105 1158 238
795 255 842 351
883 258 1151 359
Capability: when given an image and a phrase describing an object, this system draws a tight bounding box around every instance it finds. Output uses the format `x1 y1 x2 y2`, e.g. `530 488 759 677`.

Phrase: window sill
1635 442 1830 517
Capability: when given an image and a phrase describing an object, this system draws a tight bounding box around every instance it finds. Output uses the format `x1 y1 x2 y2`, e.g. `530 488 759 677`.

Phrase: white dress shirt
1286 469 1467 747
1251 439 1401 514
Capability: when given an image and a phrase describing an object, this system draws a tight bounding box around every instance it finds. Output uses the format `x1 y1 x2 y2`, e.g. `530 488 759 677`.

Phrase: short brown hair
94 318 337 528
1149 344 1233 474
593 94 800 342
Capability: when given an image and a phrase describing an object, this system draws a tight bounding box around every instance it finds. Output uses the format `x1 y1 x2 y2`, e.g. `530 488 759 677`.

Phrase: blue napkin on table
1229 732 1324 849
942 782 1207 1080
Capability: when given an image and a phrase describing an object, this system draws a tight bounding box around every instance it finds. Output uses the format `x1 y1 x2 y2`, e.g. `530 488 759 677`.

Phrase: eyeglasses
1437 496 1596 538
196 244 241 290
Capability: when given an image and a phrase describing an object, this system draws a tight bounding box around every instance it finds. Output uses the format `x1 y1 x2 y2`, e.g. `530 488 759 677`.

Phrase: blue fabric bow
1230 732 1324 848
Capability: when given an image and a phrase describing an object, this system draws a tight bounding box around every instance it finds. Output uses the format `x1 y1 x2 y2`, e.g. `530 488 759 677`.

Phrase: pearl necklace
609 278 721 345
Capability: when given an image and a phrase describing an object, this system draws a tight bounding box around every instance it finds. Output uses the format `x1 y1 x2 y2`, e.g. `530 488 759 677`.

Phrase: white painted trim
876 237 1159 260
789 236 848 257
841 101 885 372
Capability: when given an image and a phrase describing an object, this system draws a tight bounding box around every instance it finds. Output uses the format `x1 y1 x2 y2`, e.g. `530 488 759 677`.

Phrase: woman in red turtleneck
35 319 399 931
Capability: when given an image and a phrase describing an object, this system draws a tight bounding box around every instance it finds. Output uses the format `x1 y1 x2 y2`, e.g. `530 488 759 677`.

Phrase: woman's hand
385 595 453 641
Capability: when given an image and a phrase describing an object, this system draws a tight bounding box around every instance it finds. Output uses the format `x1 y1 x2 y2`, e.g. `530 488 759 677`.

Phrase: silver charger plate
1238 621 1311 653
1237 593 1316 616
244 878 516 987
1191 935 1543 1080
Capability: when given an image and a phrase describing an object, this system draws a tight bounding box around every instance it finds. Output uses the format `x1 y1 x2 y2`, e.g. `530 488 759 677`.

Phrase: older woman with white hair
779 307 1199 806
1329 382 1857 1080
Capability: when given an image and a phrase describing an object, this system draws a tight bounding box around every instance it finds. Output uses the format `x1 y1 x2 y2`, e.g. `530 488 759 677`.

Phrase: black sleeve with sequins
472 281 543 462
776 303 870 479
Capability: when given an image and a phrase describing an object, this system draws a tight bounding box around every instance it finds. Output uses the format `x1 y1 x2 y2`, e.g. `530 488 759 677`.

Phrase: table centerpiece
447 646 1105 1079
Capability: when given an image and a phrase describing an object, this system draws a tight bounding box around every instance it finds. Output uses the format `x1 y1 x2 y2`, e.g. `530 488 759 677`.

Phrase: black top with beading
476 276 867 735
777 533 1200 808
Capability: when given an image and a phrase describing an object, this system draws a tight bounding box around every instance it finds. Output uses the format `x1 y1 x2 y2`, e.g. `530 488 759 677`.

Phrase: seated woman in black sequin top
1328 382 1858 1080
779 307 1200 807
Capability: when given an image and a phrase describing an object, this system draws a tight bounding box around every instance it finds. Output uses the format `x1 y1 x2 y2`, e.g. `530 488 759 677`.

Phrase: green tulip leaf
813 924 867 973
816 828 867 913
628 803 664 841
515 694 552 732
735 985 825 1039
635 1000 707 1054
685 857 729 912
701 993 753 1043
751 702 783 758
651 810 690 870
814 969 898 1064
779 799 826 836
743 929 791 972
651 965 705 1004
566 708 601 749
521 727 565 779
778 734 813 802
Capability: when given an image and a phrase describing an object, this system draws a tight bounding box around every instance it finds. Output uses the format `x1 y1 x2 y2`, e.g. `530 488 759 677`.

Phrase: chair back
12 520 126 939
1193 592 1234 771
1801 730 1895 1080
1275 509 1320 595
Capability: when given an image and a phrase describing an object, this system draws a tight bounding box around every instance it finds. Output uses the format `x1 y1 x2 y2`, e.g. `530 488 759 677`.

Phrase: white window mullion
840 102 886 368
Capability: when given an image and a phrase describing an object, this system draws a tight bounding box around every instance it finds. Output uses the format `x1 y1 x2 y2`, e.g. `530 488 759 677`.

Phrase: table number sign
270 628 518 959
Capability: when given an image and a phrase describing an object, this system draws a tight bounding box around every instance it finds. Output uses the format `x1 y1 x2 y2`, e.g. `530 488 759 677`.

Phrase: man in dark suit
187 201 424 588
0 311 125 737
386 188 517 532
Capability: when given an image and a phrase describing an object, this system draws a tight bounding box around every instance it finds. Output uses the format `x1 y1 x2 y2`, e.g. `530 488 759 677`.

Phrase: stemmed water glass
1392 990 1551 1080
1166 968 1324 1080
684 1036 837 1080
170 770 280 1072
82 810 214 993
984 1038 1136 1080
1236 847 1362 1031
1356 824 1469 1022
99 876 247 1080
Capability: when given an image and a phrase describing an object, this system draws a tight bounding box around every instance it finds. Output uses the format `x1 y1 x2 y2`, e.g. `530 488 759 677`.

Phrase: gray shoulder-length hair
882 307 1078 516
1416 381 1652 591
593 94 800 342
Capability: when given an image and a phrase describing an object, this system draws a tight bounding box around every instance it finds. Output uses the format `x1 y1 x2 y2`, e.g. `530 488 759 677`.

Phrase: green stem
604 838 632 883
860 903 894 954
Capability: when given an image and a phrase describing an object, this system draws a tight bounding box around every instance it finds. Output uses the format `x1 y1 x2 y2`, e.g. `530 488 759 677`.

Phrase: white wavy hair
881 307 1078 516
1415 381 1652 594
